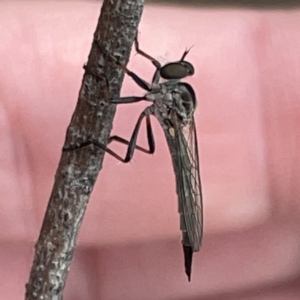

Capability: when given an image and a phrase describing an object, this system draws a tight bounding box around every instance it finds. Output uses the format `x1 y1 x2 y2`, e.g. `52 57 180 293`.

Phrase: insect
65 36 203 281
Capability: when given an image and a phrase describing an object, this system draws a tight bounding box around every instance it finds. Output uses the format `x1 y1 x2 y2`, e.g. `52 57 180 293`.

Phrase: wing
176 116 203 250
163 114 203 280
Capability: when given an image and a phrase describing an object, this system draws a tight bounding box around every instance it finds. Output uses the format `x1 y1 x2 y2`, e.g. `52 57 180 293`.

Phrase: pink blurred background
1 1 300 299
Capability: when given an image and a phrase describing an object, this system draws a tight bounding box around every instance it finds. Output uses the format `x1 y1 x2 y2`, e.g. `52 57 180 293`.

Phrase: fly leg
108 111 155 162
134 34 161 84
93 39 152 92
110 96 146 104
134 34 158 64
64 51 154 159
63 108 155 163
83 62 147 104
106 109 155 163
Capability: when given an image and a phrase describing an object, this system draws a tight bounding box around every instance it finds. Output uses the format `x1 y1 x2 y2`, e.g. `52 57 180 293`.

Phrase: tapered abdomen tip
183 244 193 282
187 272 191 282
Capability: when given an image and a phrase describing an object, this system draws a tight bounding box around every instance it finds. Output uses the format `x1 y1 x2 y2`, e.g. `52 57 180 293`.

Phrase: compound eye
183 62 194 76
160 61 195 79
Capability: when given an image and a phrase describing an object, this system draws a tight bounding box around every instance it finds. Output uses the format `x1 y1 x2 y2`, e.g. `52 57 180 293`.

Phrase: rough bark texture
25 1 144 299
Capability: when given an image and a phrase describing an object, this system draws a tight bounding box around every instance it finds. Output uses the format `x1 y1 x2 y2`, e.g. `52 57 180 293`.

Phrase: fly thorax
145 92 157 102
162 92 174 107
172 84 196 124
150 87 172 108
151 83 161 93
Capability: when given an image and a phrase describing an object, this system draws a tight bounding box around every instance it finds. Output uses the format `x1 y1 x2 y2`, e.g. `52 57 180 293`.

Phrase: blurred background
150 0 300 8
1 1 300 299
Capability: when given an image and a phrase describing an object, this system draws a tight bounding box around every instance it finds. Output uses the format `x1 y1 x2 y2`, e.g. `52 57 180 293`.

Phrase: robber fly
64 36 203 281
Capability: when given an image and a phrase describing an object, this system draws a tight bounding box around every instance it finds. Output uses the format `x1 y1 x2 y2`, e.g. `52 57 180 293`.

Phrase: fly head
160 61 194 80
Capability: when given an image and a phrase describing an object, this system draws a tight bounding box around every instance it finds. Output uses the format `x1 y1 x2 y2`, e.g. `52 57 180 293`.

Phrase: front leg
83 64 147 105
134 34 162 84
93 39 152 92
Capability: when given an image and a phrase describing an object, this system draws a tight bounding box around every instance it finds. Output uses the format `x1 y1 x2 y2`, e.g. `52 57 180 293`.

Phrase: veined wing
163 114 203 280
176 116 203 252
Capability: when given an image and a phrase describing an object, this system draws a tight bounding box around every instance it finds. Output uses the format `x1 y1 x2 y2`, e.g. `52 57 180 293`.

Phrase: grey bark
25 1 144 299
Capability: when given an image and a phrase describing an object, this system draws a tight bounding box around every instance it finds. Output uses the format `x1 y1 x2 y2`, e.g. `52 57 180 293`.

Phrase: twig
25 1 145 299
